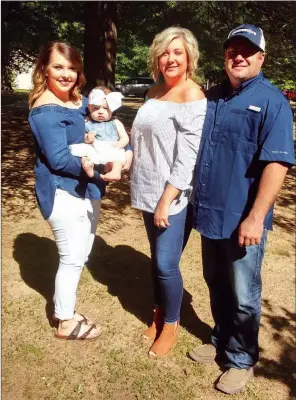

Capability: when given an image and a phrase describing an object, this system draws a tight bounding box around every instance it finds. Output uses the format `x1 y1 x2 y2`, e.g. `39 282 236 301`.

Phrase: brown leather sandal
55 321 102 341
52 312 93 325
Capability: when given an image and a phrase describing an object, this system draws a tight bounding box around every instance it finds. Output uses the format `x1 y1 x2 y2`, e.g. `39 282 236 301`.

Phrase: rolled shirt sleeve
259 101 295 166
168 100 207 190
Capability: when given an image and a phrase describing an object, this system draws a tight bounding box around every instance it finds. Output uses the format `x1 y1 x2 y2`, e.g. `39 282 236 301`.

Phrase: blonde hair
148 27 199 80
29 42 86 108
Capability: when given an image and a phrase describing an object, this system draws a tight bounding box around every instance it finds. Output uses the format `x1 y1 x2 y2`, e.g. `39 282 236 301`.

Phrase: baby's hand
84 132 96 144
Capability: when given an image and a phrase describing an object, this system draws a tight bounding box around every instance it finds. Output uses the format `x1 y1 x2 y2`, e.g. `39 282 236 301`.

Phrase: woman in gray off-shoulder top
130 27 207 359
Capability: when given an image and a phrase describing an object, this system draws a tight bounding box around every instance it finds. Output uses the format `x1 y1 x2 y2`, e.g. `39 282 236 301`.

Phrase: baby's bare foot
100 170 121 182
82 156 94 178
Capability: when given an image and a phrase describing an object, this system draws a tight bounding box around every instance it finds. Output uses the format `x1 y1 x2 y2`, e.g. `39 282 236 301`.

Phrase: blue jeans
201 230 267 369
142 205 192 323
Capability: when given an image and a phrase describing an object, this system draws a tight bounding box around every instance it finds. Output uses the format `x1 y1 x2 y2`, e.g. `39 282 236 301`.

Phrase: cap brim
223 36 264 52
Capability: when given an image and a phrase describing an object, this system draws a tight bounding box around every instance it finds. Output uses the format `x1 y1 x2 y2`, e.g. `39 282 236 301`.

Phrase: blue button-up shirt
193 72 295 239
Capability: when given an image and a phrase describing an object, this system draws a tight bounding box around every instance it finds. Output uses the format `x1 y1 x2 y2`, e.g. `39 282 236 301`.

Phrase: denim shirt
193 72 295 239
28 96 106 220
85 119 119 141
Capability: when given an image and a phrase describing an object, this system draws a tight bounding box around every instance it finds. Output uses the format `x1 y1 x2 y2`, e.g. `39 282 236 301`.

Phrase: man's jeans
142 205 192 323
201 229 267 369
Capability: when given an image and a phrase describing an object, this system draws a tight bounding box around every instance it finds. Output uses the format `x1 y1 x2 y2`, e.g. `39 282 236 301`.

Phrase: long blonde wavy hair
29 42 86 108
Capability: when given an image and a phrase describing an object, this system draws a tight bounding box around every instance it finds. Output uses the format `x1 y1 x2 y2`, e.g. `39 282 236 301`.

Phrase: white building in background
14 67 33 90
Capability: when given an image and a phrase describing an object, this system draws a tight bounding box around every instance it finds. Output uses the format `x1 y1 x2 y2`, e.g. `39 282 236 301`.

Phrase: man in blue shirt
189 24 295 394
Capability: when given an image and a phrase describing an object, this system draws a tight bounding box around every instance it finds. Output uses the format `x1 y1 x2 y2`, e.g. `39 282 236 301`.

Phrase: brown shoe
189 344 217 363
216 367 254 394
143 306 164 342
148 321 180 359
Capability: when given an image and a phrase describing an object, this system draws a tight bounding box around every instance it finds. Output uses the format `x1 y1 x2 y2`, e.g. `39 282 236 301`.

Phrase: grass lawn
2 90 29 106
2 98 295 400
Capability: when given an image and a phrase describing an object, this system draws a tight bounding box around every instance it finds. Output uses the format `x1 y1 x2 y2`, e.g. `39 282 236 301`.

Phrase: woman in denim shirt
28 42 130 340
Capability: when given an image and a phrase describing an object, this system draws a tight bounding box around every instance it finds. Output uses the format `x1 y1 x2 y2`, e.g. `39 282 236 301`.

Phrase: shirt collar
223 72 263 98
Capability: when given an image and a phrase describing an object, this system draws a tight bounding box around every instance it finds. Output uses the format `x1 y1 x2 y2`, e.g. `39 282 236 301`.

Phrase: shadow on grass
13 233 58 325
87 235 211 341
13 231 211 343
1 101 37 219
256 299 296 398
1 91 29 106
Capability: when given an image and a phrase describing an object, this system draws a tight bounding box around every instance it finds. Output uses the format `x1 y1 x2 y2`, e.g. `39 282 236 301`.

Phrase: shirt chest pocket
225 109 262 153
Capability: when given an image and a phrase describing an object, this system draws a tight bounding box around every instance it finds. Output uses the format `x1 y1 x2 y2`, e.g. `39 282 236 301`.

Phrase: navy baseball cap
224 24 265 52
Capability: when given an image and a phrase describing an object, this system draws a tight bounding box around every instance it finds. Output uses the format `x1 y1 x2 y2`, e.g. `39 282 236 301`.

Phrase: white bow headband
88 89 123 112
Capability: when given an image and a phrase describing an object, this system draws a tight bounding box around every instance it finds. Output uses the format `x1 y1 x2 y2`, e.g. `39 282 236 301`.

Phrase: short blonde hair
148 27 199 80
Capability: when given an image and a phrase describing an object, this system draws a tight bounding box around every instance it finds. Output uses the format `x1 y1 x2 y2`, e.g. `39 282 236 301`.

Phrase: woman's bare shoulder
32 91 56 108
147 83 164 99
182 81 205 102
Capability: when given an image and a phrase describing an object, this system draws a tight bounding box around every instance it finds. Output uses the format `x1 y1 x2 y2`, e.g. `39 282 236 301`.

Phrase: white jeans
47 189 101 320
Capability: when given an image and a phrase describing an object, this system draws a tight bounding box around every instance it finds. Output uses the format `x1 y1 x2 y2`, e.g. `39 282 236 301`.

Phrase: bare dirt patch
2 97 295 400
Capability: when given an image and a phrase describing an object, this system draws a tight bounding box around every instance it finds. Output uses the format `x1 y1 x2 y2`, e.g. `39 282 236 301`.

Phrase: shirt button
205 163 209 167
211 141 214 145
199 203 203 206
202 183 206 186
216 122 220 126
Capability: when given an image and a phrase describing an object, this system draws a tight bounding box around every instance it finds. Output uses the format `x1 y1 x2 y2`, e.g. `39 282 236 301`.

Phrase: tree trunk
83 1 118 95
1 1 18 92
1 46 13 93
1 69 13 93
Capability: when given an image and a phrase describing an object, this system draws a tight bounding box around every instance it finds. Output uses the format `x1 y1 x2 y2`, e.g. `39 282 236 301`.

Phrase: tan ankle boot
148 321 180 359
143 307 164 342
